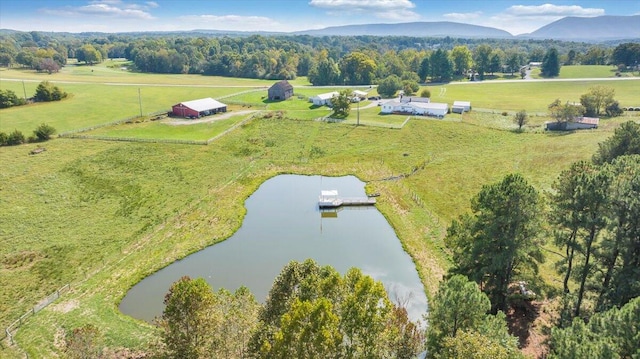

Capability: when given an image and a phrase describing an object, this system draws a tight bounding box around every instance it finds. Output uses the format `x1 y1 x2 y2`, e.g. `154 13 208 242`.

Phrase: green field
428 79 640 113
1 65 640 357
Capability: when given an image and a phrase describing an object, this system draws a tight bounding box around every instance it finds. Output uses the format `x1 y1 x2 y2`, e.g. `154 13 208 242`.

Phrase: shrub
33 123 57 141
420 89 431 98
34 81 68 102
0 89 26 108
605 101 624 117
7 130 25 145
0 132 8 146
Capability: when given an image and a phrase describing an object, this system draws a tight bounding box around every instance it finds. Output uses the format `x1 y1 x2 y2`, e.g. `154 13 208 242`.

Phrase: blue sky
0 0 638 35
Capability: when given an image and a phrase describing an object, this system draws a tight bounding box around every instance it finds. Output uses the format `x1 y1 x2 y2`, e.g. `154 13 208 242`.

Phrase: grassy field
1 64 640 357
429 80 640 113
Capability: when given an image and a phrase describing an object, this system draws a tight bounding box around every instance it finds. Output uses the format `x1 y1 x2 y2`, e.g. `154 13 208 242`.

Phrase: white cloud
505 4 605 17
443 11 483 21
145 1 159 8
309 0 420 21
41 1 155 19
178 15 282 31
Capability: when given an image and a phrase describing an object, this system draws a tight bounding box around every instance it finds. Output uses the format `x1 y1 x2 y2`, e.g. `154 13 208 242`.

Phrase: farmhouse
452 101 471 113
310 92 339 106
172 98 227 118
545 117 599 131
381 100 449 117
268 80 293 101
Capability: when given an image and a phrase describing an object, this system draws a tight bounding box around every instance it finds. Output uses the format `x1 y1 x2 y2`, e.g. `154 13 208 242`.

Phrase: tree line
1 30 638 84
442 121 640 358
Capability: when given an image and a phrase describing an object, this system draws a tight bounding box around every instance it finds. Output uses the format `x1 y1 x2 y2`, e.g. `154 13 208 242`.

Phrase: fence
58 110 169 137
62 134 208 145
3 284 70 345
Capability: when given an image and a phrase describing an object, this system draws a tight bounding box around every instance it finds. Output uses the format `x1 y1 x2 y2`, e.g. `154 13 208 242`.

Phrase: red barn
172 98 227 119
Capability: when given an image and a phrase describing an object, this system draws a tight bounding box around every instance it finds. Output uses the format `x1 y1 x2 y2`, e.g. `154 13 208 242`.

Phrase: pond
119 175 428 323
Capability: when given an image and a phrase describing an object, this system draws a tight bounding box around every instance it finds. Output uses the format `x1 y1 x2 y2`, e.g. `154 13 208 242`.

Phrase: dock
318 190 377 208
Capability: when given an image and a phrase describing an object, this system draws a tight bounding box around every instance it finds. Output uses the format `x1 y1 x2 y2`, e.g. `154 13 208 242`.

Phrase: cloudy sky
0 0 638 35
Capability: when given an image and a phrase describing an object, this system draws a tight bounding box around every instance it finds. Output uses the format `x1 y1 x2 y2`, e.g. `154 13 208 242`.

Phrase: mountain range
2 15 639 41
293 15 640 41
523 15 640 40
292 22 512 38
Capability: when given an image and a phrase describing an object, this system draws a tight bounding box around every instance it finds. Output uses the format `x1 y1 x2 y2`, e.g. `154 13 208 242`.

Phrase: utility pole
356 98 360 126
138 88 143 117
22 81 27 101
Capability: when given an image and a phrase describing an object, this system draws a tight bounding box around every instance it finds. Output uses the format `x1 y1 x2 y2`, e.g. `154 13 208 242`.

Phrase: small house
268 80 293 101
452 101 471 113
310 92 339 106
172 98 227 119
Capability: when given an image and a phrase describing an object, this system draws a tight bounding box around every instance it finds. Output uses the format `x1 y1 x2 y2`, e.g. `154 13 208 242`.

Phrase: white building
452 101 471 113
352 90 368 99
310 92 339 106
400 96 430 103
381 100 449 117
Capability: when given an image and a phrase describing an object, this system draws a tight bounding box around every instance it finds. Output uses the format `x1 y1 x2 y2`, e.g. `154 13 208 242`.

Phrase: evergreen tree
593 121 640 164
445 174 543 313
430 49 453 82
541 47 560 77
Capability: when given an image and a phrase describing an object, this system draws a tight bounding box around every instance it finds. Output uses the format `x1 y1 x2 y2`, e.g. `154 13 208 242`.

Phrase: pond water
119 175 428 323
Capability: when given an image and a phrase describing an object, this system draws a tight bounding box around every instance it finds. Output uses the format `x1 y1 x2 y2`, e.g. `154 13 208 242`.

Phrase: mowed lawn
0 80 262 134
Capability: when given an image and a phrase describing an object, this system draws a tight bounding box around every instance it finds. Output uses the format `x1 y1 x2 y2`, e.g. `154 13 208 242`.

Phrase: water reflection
120 175 428 323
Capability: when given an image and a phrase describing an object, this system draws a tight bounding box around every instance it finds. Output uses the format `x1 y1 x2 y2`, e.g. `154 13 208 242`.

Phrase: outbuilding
546 117 599 131
268 80 294 101
310 92 339 106
452 101 471 113
172 98 227 119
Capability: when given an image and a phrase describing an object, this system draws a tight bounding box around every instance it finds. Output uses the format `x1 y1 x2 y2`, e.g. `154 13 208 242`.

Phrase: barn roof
176 98 226 112
270 80 293 91
577 117 599 125
453 101 471 107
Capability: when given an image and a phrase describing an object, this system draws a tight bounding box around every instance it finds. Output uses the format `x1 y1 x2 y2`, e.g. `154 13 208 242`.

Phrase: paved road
446 76 640 85
2 76 638 88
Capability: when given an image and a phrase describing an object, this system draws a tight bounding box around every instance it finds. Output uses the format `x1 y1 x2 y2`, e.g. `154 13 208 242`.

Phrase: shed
310 92 339 106
172 98 227 118
352 90 368 99
452 101 471 113
545 117 599 131
268 80 294 101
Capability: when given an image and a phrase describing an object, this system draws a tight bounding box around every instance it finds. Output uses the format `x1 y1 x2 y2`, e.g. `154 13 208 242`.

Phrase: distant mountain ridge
1 15 638 41
523 15 640 40
293 21 513 38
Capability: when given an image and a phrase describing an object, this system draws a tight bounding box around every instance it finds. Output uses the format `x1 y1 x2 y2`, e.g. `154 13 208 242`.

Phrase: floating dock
318 190 377 208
